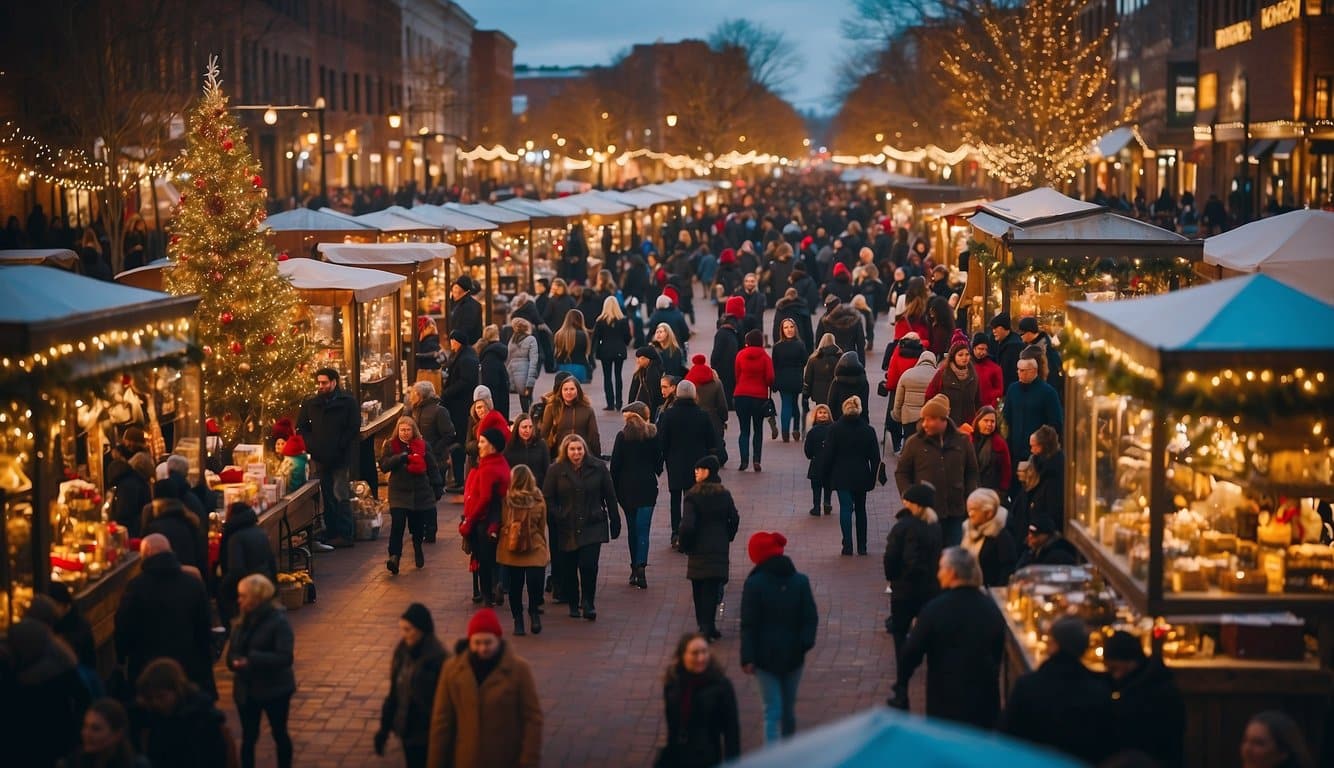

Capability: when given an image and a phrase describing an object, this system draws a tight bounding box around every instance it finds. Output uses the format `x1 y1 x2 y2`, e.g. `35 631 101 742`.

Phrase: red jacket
732 346 775 399
973 355 1004 408
886 346 921 391
976 431 1012 492
894 315 930 346
461 453 511 534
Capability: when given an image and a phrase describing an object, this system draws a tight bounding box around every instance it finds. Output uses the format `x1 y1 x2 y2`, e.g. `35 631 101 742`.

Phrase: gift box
1221 614 1305 660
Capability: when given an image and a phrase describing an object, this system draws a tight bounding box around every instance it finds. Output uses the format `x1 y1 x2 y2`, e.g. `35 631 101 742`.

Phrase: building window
1317 75 1333 119
353 73 361 113
341 72 349 113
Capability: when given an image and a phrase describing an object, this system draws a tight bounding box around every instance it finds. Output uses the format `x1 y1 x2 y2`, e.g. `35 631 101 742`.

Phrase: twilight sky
466 0 850 114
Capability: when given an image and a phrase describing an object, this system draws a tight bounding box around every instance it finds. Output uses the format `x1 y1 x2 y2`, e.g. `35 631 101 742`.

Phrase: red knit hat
272 418 295 441
719 248 736 264
206 417 220 436
467 607 504 638
725 295 746 319
692 354 707 366
833 262 850 278
281 434 307 457
800 236 813 250
748 531 787 564
663 285 679 305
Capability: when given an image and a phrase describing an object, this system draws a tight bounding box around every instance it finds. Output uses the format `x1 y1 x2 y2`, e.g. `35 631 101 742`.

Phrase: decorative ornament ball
178 192 188 204
263 333 277 346
211 270 224 283
194 178 205 189
220 311 234 325
222 139 234 151
252 175 263 187
229 341 244 354
238 362 252 373
169 234 181 245
206 195 226 216
277 251 290 261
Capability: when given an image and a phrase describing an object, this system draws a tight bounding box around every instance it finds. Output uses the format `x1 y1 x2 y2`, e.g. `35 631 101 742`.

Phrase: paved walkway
216 294 918 766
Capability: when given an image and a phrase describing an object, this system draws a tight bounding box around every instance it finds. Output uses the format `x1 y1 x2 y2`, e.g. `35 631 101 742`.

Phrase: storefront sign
1215 20 1252 48
1261 0 1300 28
1169 63 1199 127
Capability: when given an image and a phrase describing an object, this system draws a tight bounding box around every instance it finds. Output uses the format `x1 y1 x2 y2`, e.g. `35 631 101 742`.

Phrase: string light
0 121 178 191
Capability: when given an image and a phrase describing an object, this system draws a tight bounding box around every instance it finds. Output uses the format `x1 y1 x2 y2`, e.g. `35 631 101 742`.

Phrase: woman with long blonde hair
554 309 593 384
651 322 685 378
593 296 632 410
498 464 550 635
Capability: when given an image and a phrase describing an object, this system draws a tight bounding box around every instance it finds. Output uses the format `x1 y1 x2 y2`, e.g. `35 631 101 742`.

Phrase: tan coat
496 492 550 568
428 643 542 768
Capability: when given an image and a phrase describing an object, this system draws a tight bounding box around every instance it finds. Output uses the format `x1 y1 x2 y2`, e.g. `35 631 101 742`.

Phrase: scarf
949 360 973 382
394 437 429 474
974 432 994 471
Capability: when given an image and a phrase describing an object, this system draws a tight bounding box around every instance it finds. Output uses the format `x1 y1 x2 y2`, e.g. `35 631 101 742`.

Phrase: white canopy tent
277 257 404 302
317 242 455 266
1201 209 1334 305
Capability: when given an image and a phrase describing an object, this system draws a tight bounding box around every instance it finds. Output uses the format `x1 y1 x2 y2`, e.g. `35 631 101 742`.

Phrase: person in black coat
3 618 91 767
375 604 447 768
477 331 511 421
679 456 740 640
115 536 217 700
226 575 296 768
610 403 663 589
962 489 1018 587
883 483 943 666
802 336 842 409
770 321 807 442
740 532 818 742
130 658 228 768
542 435 619 620
217 503 278 629
142 488 210 584
440 332 480 490
108 452 153 539
503 413 550 489
989 313 1025 391
592 299 633 411
771 289 814 355
657 380 722 551
627 346 665 420
819 298 867 364
448 277 484 346
888 547 1005 729
1003 617 1115 765
658 633 740 768
711 308 742 410
817 396 880 555
824 351 869 423
1027 426 1066 529
1015 517 1080 569
803 405 834 516
296 368 361 545
1102 631 1186 768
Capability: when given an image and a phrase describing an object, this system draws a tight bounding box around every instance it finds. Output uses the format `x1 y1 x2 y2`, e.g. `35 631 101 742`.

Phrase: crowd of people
2 176 1320 768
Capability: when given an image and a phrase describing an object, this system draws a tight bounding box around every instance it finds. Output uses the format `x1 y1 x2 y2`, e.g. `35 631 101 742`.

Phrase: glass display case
357 293 397 410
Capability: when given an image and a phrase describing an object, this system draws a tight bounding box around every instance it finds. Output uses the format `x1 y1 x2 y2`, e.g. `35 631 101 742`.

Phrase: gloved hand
373 729 388 756
609 514 622 540
459 517 474 537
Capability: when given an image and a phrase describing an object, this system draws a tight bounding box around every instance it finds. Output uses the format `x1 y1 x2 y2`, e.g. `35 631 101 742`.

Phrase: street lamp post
232 100 327 202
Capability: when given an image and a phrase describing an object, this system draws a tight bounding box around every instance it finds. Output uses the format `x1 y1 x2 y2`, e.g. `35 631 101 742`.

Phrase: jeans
836 489 868 553
237 693 292 768
735 395 766 463
557 362 590 383
809 480 831 510
691 578 723 635
386 507 426 557
670 488 683 535
507 565 545 618
312 461 352 541
779 391 800 437
565 543 601 609
625 505 654 566
403 744 428 768
755 666 804 742
940 516 964 548
601 357 624 407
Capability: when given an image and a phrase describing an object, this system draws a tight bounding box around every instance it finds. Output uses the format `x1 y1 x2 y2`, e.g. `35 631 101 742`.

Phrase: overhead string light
0 121 179 191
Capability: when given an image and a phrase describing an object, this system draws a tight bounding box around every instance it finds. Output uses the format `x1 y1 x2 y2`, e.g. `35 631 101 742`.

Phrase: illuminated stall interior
556 191 634 270
391 205 502 326
496 197 576 288
447 202 534 298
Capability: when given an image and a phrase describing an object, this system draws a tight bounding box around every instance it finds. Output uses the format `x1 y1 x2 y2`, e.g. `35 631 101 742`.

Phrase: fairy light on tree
938 0 1135 187
166 58 313 447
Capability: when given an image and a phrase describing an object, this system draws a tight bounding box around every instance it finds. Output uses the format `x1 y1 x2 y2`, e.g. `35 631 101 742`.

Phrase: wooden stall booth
600 186 684 255
963 187 1202 335
993 275 1334 768
495 197 576 291
391 205 503 326
447 202 534 298
261 207 378 260
0 266 203 665
556 191 634 270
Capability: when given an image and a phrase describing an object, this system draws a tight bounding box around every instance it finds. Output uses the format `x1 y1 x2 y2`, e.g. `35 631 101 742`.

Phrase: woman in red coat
882 333 924 452
460 428 512 607
732 329 775 472
962 406 1011 498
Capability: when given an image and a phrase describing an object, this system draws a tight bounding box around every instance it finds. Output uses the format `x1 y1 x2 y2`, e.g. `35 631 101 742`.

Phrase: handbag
763 397 777 418
504 520 529 553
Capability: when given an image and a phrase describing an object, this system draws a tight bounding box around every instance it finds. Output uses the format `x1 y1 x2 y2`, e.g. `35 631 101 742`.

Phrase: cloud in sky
465 0 851 114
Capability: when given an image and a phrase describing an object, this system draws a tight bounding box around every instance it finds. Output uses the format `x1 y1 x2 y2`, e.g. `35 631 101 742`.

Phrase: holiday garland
968 236 1196 291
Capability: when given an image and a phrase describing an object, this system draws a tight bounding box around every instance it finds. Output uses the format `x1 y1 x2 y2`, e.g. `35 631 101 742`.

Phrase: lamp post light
232 100 328 201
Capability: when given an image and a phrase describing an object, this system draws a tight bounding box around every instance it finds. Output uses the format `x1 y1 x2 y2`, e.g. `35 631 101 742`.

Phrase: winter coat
925 364 981 426
219 504 277 586
884 336 923 391
691 373 730 439
132 691 228 768
227 602 296 704
507 332 541 393
962 506 1018 587
417 331 443 371
593 317 632 361
1027 450 1066 529
5 621 91 767
679 480 740 581
542 457 618 551
441 346 481 439
654 342 686 379
710 322 741 406
610 420 663 509
732 345 774 399
895 423 979 521
296 387 360 467
821 275 855 304
892 355 939 424
497 491 551 568
478 342 511 419
762 254 794 304
461 453 510 537
994 331 1025 391
428 643 542 768
450 294 484 345
380 635 447 748
1029 331 1065 398
771 296 814 353
108 460 152 538
820 304 866 363
658 399 722 491
504 436 551 489
897 586 1006 729
543 294 576 331
380 437 445 510
114 552 216 698
818 414 880 493
1003 652 1115 765
802 346 842 406
466 409 511 467
973 430 1013 494
1001 379 1063 464
411 395 457 465
894 314 931 347
737 289 766 338
803 421 832 481
628 358 665 420
973 354 1004 407
884 508 943 603
791 272 820 316
927 323 953 362
739 555 818 674
770 339 807 395
825 351 869 422
1015 535 1080 569
660 667 740 768
1108 658 1186 768
539 400 601 457
142 499 209 578
555 329 593 371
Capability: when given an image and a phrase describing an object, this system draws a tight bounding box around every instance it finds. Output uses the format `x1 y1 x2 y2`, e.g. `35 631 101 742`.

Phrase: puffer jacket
820 304 866 363
507 332 541 394
732 345 774 399
226 602 296 704
884 336 924 391
892 353 938 424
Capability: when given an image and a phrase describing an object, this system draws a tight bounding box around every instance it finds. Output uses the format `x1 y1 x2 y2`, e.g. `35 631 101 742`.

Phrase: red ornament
220 311 234 324
179 192 188 204
206 196 226 216
194 177 205 189
211 270 224 283
252 175 263 187
203 345 214 356
277 251 290 261
229 341 244 354
222 139 234 151
263 334 276 346
169 234 181 245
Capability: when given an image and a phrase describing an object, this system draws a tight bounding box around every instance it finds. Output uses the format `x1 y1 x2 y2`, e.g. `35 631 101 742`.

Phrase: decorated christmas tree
167 58 312 446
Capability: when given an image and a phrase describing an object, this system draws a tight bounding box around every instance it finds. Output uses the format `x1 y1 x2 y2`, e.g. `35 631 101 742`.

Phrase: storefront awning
1091 126 1136 159
262 208 377 233
1247 140 1276 159
1272 139 1298 159
1203 209 1334 304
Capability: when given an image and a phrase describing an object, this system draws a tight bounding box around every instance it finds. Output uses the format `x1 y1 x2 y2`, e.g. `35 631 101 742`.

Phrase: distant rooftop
514 64 596 79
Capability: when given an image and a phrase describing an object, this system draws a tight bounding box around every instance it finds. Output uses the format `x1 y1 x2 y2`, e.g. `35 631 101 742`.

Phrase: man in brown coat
428 608 542 767
895 394 979 549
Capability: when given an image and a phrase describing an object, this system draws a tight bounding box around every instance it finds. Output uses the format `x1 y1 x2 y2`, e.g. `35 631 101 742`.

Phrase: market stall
1005 274 1334 766
316 241 456 385
391 205 504 326
0 249 81 272
921 198 988 271
556 191 634 265
600 186 686 255
495 197 576 287
320 207 440 243
261 207 378 260
1200 209 1334 304
964 187 1202 334
0 266 203 654
447 202 534 297
113 259 172 291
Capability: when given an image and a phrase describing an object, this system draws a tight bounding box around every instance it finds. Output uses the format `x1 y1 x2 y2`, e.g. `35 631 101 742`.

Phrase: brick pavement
216 294 922 766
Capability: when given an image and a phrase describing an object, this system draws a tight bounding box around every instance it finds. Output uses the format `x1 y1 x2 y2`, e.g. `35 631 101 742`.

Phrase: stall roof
446 202 530 226
392 204 497 232
0 249 80 270
969 188 1102 238
320 207 437 233
1202 209 1334 304
557 192 633 216
278 258 405 303
840 168 926 187
598 188 678 209
318 242 456 268
262 208 377 232
637 183 694 201
923 198 989 220
532 197 587 218
113 259 173 290
1009 211 1195 245
0 265 199 356
494 197 572 226
1090 126 1136 159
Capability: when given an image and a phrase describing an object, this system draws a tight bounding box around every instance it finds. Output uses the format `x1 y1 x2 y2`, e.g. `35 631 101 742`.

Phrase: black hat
1102 631 1145 662
401 602 434 634
635 345 659 361
453 275 476 293
1018 316 1040 334
971 332 990 348
1028 517 1058 535
902 482 935 508
480 427 508 452
989 312 1011 329
694 455 720 480
449 330 469 345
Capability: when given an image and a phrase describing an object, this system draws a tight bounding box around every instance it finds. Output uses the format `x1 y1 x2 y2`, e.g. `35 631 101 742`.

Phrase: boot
513 614 526 636
738 459 749 471
808 506 820 517
529 610 542 635
568 602 582 618
768 414 779 439
628 567 638 587
636 565 648 590
493 583 506 607
472 573 483 604
413 539 425 569
385 555 400 575
823 504 833 516
582 598 597 621
782 432 790 443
